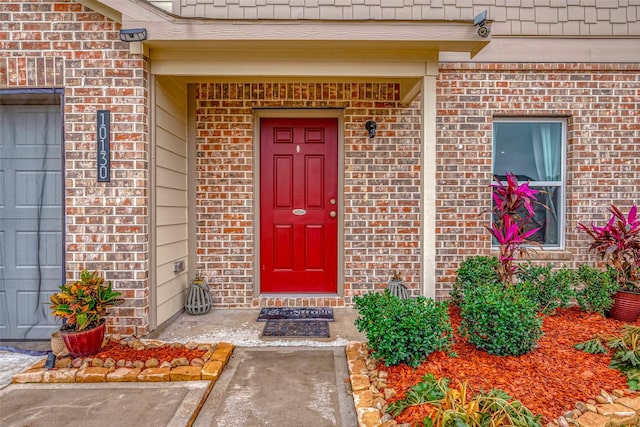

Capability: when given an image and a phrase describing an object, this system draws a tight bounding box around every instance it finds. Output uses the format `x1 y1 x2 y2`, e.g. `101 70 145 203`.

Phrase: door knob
330 199 336 205
330 211 336 218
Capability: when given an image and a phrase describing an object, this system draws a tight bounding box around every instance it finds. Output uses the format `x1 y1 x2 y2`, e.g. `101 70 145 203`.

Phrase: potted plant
49 269 124 357
579 205 640 321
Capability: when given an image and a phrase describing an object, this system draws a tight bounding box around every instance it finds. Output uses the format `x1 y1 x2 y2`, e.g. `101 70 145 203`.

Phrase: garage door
0 101 63 339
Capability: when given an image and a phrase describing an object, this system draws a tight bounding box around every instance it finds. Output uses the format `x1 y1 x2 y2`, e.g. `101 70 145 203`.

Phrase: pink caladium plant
578 205 640 289
488 172 543 285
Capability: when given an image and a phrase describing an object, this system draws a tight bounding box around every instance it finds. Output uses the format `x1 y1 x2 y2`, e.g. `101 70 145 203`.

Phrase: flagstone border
12 341 234 385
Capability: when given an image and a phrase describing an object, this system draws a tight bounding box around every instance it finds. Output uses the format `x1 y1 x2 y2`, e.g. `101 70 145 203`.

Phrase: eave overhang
77 0 491 104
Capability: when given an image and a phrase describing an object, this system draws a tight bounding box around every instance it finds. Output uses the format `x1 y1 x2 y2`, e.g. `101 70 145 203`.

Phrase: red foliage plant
488 172 543 286
579 204 640 290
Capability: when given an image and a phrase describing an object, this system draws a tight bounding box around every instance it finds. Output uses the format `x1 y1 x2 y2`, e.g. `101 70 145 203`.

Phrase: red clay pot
61 321 106 357
607 291 640 323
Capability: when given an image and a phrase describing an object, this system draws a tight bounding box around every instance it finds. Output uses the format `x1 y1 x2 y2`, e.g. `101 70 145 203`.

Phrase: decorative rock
55 357 72 369
91 358 104 367
575 402 587 413
190 358 204 367
132 360 145 369
197 344 212 351
170 366 202 381
596 403 637 425
575 410 610 427
132 341 146 351
145 342 161 350
201 350 213 362
79 362 90 370
210 343 234 364
202 360 224 381
116 359 126 367
185 341 198 350
595 396 609 404
160 361 172 368
557 416 570 427
616 396 640 411
106 368 141 382
357 408 381 427
103 358 116 369
373 396 386 411
599 390 614 404
378 371 388 379
124 361 134 368
42 368 77 383
354 390 374 409
350 374 371 391
365 359 377 371
12 369 45 384
170 342 184 349
585 404 598 413
170 357 189 367
76 367 109 383
383 388 397 400
612 390 625 398
145 358 159 368
137 367 171 382
349 359 368 375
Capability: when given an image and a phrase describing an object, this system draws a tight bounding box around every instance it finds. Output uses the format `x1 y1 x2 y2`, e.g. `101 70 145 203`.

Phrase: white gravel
0 351 43 389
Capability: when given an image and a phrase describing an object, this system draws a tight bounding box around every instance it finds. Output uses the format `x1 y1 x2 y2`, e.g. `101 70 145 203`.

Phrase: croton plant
49 269 124 332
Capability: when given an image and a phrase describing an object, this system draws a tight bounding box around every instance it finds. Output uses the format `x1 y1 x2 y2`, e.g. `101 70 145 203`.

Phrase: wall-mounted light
473 10 490 38
365 120 377 138
119 28 147 42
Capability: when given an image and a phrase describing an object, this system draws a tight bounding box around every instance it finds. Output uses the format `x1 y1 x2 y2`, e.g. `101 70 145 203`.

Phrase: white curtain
532 124 559 244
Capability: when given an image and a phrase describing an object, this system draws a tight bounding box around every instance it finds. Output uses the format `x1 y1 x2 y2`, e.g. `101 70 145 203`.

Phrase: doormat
261 320 330 338
257 307 334 322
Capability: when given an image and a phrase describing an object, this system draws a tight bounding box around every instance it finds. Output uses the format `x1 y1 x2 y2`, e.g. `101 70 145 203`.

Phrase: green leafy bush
354 290 453 367
450 256 501 306
516 263 575 315
459 284 542 356
574 265 619 315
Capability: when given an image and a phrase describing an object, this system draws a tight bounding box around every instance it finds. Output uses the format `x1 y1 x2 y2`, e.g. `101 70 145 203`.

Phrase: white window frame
492 117 567 250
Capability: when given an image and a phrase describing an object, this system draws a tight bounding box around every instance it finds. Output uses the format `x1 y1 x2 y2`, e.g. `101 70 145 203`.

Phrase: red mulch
384 306 637 425
92 340 206 364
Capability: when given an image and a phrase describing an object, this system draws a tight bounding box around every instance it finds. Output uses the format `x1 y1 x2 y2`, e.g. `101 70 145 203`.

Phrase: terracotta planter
607 291 640 323
61 321 106 357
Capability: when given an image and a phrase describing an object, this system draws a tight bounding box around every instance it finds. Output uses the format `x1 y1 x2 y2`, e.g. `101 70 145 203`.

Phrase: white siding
154 76 188 327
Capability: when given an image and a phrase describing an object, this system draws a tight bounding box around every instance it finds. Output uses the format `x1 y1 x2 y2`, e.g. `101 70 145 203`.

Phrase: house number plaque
97 110 110 182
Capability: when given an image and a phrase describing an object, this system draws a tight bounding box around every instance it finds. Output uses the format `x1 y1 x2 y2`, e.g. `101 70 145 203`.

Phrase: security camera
365 120 377 138
474 10 490 38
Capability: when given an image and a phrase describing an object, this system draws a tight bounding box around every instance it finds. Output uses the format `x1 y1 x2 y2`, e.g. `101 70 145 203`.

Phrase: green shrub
574 265 619 315
354 290 453 367
450 256 501 306
459 284 542 356
516 263 575 315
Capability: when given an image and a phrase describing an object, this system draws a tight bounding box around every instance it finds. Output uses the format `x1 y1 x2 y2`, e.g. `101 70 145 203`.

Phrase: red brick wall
194 82 423 307
435 62 640 298
0 0 150 335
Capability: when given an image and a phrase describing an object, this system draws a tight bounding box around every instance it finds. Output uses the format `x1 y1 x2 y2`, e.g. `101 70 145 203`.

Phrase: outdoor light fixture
119 28 147 42
365 120 377 138
474 10 490 37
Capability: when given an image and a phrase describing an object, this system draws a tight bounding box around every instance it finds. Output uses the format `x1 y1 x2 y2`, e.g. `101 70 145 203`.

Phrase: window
492 118 566 248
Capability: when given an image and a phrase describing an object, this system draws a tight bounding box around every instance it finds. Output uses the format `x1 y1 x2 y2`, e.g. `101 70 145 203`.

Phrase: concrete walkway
0 308 366 426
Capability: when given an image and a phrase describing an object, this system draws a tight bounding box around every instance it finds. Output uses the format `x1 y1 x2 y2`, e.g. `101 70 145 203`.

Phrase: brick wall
194 82 423 308
435 62 640 298
0 0 150 335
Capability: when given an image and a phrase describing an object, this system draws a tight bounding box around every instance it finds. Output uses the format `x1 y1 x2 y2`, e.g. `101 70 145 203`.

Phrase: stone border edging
346 341 640 427
12 340 234 385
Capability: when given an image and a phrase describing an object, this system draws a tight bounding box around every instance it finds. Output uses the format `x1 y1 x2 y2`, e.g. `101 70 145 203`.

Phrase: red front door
260 117 338 293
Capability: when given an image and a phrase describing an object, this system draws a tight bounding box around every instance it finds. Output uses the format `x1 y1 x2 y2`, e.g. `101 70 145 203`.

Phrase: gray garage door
0 97 63 339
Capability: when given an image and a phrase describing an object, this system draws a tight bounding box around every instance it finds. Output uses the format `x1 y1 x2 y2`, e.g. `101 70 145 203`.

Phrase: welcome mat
257 307 334 322
261 320 330 338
